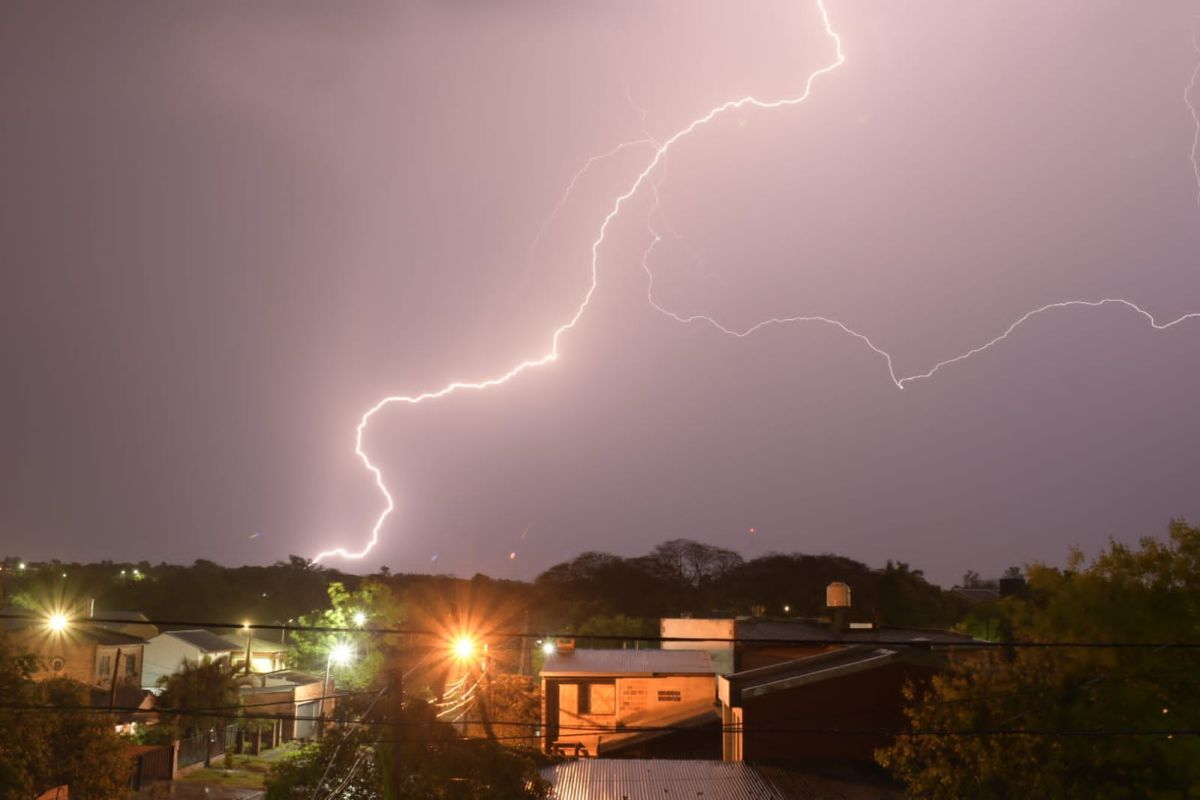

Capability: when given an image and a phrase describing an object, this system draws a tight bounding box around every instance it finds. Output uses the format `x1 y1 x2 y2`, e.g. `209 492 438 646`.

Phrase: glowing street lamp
452 636 476 662
541 641 556 656
319 641 355 739
352 611 366 628
47 612 69 633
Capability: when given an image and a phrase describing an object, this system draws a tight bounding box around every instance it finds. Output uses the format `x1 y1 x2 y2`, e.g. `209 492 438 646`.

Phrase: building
221 632 288 674
1 607 147 689
238 670 333 741
662 582 978 673
141 629 240 689
718 645 943 762
540 648 719 757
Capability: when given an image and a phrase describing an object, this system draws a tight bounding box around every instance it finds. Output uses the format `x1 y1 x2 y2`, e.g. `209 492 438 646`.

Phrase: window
99 655 111 677
577 681 616 715
125 655 137 676
657 690 682 703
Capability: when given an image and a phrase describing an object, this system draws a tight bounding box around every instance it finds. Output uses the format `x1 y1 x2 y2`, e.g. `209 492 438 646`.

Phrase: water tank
826 582 852 608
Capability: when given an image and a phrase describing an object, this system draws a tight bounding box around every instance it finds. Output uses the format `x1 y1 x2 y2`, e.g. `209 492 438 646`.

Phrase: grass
178 750 290 789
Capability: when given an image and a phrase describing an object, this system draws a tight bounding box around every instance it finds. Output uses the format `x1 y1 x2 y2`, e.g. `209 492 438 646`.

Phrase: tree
646 539 743 589
0 642 130 800
877 520 1200 798
157 659 241 738
266 700 551 800
290 580 404 690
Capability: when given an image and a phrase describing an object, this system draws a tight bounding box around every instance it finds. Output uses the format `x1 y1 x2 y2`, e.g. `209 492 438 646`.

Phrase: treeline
532 539 965 632
1 540 966 635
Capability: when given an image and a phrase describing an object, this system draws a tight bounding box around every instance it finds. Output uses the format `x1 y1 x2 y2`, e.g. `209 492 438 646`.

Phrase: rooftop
159 629 241 653
719 644 943 705
220 632 289 653
541 759 787 800
542 648 714 676
734 618 977 645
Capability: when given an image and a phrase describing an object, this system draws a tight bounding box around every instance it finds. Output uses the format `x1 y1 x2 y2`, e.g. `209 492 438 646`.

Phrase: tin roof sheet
542 759 787 800
542 648 714 676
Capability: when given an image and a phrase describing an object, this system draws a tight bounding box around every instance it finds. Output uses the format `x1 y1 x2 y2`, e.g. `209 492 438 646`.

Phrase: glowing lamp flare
353 611 367 627
329 642 354 666
452 636 476 661
47 613 69 633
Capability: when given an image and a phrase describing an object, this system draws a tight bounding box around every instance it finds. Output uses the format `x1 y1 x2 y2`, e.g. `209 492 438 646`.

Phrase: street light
541 641 556 656
352 611 367 628
47 612 69 633
452 636 476 661
319 642 354 739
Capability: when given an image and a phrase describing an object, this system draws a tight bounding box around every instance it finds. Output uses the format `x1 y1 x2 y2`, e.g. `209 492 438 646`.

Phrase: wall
660 618 736 674
548 673 716 755
739 662 937 762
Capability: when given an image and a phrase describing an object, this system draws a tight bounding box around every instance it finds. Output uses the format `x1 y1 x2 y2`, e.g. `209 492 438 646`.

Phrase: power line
1 703 1194 739
5 613 1200 649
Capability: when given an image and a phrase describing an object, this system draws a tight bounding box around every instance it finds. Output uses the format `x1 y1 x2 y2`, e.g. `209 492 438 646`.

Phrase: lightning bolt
313 1 1200 564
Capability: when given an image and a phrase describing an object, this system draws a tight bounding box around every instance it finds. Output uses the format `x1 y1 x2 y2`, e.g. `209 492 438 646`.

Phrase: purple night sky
3 1 1199 586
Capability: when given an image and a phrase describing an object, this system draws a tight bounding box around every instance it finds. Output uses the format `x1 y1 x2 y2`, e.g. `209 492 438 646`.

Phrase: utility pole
387 666 404 798
108 648 123 710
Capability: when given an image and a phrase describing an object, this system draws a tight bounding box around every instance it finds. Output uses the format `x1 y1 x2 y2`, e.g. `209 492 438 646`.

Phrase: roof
219 633 288 653
719 644 946 707
160 629 241 653
541 648 715 676
951 587 1001 603
93 611 152 622
735 619 978 645
87 629 149 646
239 669 325 693
541 760 787 800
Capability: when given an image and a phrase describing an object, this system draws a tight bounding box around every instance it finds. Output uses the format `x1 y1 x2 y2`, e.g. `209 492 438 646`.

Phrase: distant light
783 605 791 613
329 642 354 666
453 636 476 661
18 563 25 570
120 570 126 576
61 573 67 578
1162 707 1170 715
242 621 250 631
542 642 556 656
352 611 366 627
509 552 517 560
47 613 69 633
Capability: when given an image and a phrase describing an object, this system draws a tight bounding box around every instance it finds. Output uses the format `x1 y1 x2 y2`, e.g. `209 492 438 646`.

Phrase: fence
129 744 174 790
176 724 239 770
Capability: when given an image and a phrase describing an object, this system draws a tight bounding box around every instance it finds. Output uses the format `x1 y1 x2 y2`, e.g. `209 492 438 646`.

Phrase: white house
141 629 240 689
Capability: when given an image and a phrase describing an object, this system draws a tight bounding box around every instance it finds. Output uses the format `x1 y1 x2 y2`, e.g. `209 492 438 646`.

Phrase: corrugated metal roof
542 649 714 676
541 759 788 800
162 629 240 653
735 619 977 644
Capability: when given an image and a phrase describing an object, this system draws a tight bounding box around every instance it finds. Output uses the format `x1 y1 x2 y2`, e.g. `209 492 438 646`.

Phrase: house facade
540 649 718 757
1 609 147 689
141 629 240 689
238 670 332 741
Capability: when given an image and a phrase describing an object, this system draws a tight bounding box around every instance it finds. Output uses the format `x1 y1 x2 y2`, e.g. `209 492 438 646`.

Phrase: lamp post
318 642 353 739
